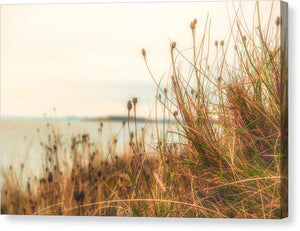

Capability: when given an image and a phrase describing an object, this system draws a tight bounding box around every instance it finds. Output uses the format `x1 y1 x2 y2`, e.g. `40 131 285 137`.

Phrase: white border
0 0 299 231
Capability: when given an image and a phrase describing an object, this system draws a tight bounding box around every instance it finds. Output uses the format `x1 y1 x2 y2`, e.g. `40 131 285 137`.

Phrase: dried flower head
220 40 224 46
97 170 102 178
82 134 88 143
73 190 84 202
127 100 132 110
171 42 177 49
275 16 281 26
133 97 138 105
142 48 146 57
215 40 218 46
47 172 53 183
190 22 195 29
193 18 197 24
173 111 178 117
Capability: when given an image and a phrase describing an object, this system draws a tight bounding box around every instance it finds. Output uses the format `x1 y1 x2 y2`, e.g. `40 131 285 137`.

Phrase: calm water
0 118 161 177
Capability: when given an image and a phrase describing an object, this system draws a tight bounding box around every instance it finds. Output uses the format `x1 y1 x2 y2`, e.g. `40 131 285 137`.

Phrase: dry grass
1 2 287 218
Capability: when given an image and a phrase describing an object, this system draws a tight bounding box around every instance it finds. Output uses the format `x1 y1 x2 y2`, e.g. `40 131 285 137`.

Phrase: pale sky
0 1 279 117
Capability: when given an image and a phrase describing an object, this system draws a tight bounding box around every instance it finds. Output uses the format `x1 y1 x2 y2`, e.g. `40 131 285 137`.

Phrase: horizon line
0 115 172 122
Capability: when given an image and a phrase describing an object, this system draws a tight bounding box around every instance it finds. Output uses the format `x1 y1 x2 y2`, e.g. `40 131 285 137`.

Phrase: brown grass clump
1 2 287 218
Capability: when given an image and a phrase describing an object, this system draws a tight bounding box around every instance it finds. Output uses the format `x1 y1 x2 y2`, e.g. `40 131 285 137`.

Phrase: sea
0 118 163 179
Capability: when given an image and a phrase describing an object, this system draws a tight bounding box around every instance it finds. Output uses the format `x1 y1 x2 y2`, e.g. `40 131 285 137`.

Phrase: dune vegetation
1 3 287 218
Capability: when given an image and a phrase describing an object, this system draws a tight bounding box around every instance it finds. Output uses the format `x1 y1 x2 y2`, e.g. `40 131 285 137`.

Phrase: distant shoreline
1 115 173 123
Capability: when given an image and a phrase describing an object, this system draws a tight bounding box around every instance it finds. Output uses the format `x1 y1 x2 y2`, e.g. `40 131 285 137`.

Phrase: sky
0 1 279 118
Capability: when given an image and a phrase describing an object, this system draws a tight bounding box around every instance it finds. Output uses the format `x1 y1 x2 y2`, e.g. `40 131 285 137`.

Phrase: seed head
57 206 62 215
97 170 102 178
173 111 178 117
234 44 237 50
243 35 247 41
215 40 218 46
220 40 224 46
171 42 177 49
133 97 138 105
73 190 84 202
193 18 197 24
27 181 31 193
190 22 195 30
275 16 281 26
164 88 168 94
82 134 88 143
47 172 53 183
142 48 146 57
127 100 132 110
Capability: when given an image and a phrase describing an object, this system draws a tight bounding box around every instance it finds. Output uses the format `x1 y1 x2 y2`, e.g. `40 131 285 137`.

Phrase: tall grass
1 2 287 218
